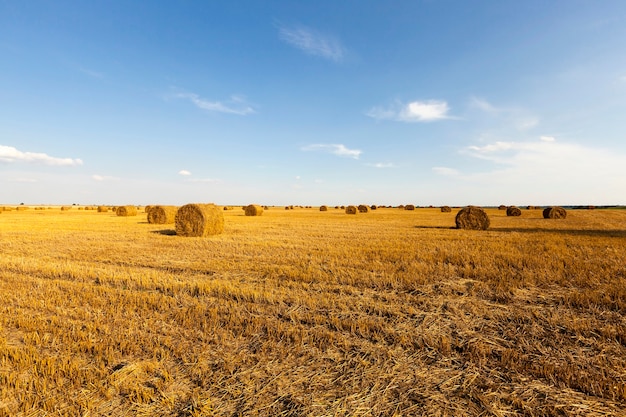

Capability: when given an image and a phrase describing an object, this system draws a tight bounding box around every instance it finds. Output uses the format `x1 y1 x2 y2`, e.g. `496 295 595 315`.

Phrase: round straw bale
370 205 377 210
398 205 405 209
358 204 370 213
455 206 490 230
405 204 415 211
116 205 138 217
543 206 567 219
440 206 452 213
506 206 522 217
244 204 264 216
175 203 224 237
97 206 108 213
147 205 177 224
60 206 71 211
498 205 507 210
320 205 328 212
345 205 358 214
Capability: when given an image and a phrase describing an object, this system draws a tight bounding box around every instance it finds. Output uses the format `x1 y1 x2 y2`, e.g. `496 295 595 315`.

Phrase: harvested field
0 207 625 416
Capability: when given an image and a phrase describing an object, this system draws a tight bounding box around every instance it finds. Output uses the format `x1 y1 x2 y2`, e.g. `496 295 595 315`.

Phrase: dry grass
0 207 625 416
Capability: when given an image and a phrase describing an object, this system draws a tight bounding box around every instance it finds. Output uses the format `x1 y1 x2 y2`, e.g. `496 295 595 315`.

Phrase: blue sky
2 1 625 206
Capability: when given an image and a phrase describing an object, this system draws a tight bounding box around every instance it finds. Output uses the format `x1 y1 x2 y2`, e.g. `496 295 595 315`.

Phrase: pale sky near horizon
2 1 625 206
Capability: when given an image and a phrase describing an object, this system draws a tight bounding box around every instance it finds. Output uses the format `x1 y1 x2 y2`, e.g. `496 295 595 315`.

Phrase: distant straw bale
116 206 138 217
345 205 358 214
498 205 507 210
370 205 377 210
398 205 405 209
358 204 370 213
147 205 177 224
440 206 452 213
543 206 567 219
97 206 108 213
405 204 415 211
245 204 264 216
60 206 71 211
455 206 490 230
175 203 224 237
506 206 522 217
320 205 328 212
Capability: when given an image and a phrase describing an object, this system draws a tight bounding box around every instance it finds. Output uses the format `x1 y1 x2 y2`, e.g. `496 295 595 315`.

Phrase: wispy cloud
184 178 221 183
367 100 453 122
178 170 192 176
301 144 361 159
0 145 83 166
92 175 119 181
367 162 396 168
470 97 539 131
469 97 500 113
78 67 104 79
465 136 626 190
176 93 255 115
278 24 344 62
434 136 626 204
432 167 460 177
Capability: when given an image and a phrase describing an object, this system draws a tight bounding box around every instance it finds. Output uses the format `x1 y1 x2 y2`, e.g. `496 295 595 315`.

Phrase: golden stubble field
0 206 625 416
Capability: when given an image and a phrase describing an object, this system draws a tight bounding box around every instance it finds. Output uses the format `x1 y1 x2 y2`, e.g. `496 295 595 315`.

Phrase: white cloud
452 136 626 203
469 97 500 113
367 162 396 168
176 93 255 115
367 100 452 122
178 170 192 176
184 178 221 183
301 144 361 159
432 167 460 177
0 145 83 166
278 24 344 62
92 175 119 181
469 97 539 131
9 177 38 183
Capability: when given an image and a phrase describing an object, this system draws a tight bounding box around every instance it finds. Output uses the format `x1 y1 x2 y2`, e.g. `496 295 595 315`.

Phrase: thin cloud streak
367 100 453 122
0 145 83 166
301 144 361 159
367 162 396 168
278 24 344 62
176 93 255 115
92 175 119 181
184 178 221 183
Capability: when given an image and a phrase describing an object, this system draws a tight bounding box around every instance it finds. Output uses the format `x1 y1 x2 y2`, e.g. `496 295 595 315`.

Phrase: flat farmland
0 207 625 416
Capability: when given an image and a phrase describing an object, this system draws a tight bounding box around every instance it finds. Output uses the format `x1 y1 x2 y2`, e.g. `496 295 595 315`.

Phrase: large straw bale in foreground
116 206 137 217
175 204 224 237
244 204 264 216
543 206 567 219
455 206 490 230
147 205 177 224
